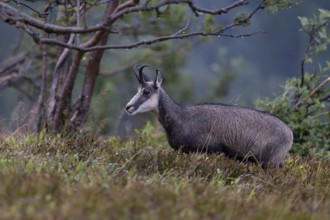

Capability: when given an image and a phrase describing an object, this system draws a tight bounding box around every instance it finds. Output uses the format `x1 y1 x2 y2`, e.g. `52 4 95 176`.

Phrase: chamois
126 65 293 168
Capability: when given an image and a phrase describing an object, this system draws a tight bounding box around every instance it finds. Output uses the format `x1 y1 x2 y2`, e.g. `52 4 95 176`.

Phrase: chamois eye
143 89 151 96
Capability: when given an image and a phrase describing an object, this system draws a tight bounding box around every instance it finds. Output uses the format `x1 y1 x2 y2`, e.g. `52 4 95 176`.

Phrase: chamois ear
154 69 162 88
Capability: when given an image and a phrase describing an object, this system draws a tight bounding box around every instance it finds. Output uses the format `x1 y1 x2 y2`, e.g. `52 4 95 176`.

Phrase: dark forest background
0 0 329 135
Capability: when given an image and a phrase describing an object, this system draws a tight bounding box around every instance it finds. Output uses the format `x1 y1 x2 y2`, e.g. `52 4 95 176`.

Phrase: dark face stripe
132 95 149 110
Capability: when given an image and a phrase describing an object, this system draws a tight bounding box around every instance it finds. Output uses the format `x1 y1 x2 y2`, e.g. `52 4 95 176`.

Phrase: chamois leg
257 141 287 169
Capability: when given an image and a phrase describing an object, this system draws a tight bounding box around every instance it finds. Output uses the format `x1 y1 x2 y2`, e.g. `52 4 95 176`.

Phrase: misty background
0 0 329 134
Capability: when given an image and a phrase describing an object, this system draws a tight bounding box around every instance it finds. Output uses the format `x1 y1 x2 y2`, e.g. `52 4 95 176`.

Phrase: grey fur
126 65 293 168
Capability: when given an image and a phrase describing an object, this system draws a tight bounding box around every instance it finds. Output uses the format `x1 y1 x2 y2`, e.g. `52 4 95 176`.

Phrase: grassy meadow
0 130 329 220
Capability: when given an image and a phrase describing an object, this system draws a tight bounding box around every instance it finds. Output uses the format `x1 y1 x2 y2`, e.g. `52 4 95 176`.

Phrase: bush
256 9 330 156
256 74 329 156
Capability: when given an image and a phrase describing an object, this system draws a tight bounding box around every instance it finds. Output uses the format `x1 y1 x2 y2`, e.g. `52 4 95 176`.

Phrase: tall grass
0 131 329 219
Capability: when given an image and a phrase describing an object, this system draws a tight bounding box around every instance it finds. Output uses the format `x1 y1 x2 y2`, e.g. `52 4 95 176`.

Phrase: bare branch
0 2 105 34
171 12 192 37
0 52 27 75
247 0 265 19
187 0 248 16
76 0 81 44
300 30 316 88
293 74 330 109
38 29 265 52
219 30 267 38
12 0 48 18
54 33 76 71
0 0 253 40
111 0 248 21
35 0 264 52
115 0 137 13
15 21 40 43
0 51 35 89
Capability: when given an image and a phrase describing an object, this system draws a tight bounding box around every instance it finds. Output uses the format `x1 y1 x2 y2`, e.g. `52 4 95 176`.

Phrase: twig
12 0 48 18
0 2 105 34
39 29 266 52
188 0 247 16
54 34 76 71
36 0 265 52
0 51 35 89
15 21 40 43
293 74 330 109
0 0 250 35
0 52 27 75
114 0 137 13
171 12 192 37
76 0 81 44
111 0 248 21
300 30 315 88
220 30 267 38
298 23 328 89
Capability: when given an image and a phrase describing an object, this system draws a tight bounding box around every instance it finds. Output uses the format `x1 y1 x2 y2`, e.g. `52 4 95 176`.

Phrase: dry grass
0 131 329 220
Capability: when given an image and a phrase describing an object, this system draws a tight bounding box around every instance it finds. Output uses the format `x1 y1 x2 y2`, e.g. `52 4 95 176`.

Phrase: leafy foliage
299 9 330 60
256 75 330 155
234 13 250 27
264 0 302 13
256 9 330 156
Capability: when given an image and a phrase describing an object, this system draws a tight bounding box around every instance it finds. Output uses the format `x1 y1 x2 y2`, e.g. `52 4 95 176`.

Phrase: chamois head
126 65 162 115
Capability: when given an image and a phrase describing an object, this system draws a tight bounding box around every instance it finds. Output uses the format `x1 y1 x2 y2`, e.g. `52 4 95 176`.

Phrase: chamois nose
126 104 134 113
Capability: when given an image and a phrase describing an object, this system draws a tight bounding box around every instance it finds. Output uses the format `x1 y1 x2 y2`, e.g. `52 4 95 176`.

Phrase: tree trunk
52 51 83 132
68 0 119 131
68 34 108 130
35 43 48 132
44 0 119 132
46 6 74 132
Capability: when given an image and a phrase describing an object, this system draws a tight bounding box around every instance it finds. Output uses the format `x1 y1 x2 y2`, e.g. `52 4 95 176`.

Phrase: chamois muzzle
125 104 135 114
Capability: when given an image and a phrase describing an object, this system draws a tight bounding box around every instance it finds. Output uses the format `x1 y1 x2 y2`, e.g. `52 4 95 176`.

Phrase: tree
0 0 299 133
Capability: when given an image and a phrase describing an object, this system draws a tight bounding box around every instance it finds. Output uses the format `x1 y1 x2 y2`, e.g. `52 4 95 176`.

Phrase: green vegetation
256 74 330 156
0 4 329 220
256 9 330 156
0 131 329 219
